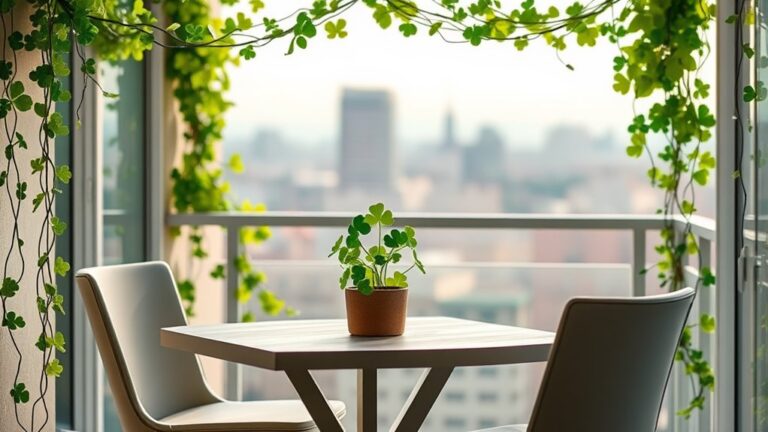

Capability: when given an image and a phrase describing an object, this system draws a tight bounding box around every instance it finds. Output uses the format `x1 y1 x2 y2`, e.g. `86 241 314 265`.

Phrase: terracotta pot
345 287 408 336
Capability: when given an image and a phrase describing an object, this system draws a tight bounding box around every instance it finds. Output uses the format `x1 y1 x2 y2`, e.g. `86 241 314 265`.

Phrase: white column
0 4 55 431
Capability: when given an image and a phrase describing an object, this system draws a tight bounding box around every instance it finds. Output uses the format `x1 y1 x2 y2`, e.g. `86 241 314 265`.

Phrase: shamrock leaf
700 314 716 334
329 235 344 257
350 214 371 235
46 331 66 353
325 19 348 39
9 81 32 112
2 311 25 330
11 383 29 404
385 271 408 288
364 202 394 226
45 359 63 377
339 267 351 289
239 46 256 60
54 256 70 276
0 277 19 297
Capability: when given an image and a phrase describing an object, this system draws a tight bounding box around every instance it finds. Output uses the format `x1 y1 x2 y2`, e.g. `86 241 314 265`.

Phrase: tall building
463 126 506 184
443 109 456 149
339 88 395 191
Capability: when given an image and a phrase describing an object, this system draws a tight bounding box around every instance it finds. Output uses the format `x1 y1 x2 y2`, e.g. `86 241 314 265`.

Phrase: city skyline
221 3 703 147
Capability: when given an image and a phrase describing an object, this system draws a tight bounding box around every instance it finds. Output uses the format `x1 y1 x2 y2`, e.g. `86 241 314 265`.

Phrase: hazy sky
222 2 715 149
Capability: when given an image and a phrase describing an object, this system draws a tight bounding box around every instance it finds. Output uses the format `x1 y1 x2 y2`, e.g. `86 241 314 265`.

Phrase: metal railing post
699 236 714 431
225 227 242 401
633 228 647 297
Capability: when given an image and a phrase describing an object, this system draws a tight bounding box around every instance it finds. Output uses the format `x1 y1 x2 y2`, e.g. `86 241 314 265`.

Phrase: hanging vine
162 0 291 320
1 0 737 429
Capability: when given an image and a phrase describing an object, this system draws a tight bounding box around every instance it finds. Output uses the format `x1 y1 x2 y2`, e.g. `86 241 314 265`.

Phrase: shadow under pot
344 287 408 336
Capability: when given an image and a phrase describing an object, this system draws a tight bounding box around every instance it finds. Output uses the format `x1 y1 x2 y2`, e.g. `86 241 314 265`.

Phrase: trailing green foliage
163 0 293 320
329 203 425 294
2 0 741 427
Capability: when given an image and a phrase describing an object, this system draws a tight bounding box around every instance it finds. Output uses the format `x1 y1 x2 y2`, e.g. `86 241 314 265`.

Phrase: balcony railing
166 212 717 432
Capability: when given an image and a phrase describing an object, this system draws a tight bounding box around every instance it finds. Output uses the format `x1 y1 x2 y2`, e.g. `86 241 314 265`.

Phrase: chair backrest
528 288 696 432
76 262 218 430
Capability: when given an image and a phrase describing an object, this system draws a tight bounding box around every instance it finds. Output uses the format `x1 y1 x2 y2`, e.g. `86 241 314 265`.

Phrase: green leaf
385 271 408 288
701 267 716 286
692 169 709 186
45 331 66 353
2 311 25 330
329 235 344 257
13 94 32 111
700 314 716 333
54 256 70 277
56 165 72 184
744 43 755 59
0 61 12 80
258 289 285 315
15 182 26 200
250 0 265 13
51 216 67 236
8 32 23 50
9 81 23 99
373 5 392 29
228 154 244 173
681 200 696 215
356 278 373 295
0 277 19 297
613 73 630 95
325 19 348 39
399 23 417 37
166 23 181 32
339 267 351 289
45 359 63 377
210 264 225 279
10 383 29 404
429 22 442 36
239 46 256 60
351 214 372 235
46 112 69 137
411 249 426 274
52 294 64 315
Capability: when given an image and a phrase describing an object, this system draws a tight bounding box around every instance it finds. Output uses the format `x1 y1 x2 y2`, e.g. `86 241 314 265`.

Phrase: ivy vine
3 0 749 428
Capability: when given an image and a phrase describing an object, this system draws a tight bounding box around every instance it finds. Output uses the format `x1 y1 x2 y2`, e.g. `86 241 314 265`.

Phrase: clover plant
329 203 425 295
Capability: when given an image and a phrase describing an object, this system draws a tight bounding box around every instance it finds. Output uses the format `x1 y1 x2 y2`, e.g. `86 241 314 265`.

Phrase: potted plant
329 203 425 336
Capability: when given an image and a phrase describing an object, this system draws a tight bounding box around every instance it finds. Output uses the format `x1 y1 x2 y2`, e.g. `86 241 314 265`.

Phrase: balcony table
161 316 554 432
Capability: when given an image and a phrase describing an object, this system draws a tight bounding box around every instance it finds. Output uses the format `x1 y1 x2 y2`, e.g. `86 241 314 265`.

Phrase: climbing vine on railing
1 0 729 428
162 0 289 321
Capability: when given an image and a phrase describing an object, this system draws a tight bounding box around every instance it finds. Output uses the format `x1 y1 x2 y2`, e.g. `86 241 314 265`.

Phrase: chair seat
159 399 346 431
471 425 527 432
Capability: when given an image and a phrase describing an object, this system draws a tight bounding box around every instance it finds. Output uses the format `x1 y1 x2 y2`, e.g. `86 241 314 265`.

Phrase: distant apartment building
339 88 395 191
463 126 506 184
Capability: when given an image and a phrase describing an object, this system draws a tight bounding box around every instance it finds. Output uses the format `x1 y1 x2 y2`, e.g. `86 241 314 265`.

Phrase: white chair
76 261 346 432
474 287 695 432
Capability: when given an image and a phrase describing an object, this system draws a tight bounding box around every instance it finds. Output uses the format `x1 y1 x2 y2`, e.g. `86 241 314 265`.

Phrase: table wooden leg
285 369 345 432
390 367 454 432
357 369 377 432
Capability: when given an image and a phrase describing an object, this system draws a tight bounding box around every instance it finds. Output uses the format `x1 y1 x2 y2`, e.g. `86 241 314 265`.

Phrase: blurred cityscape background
100 6 716 426
214 87 716 430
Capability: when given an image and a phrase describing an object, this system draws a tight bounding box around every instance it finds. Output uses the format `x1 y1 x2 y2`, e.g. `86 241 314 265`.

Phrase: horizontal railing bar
238 259 633 270
168 212 716 235
673 215 717 242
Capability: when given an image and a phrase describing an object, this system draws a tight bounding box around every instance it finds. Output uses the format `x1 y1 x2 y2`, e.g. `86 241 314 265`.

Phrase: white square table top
161 316 554 371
